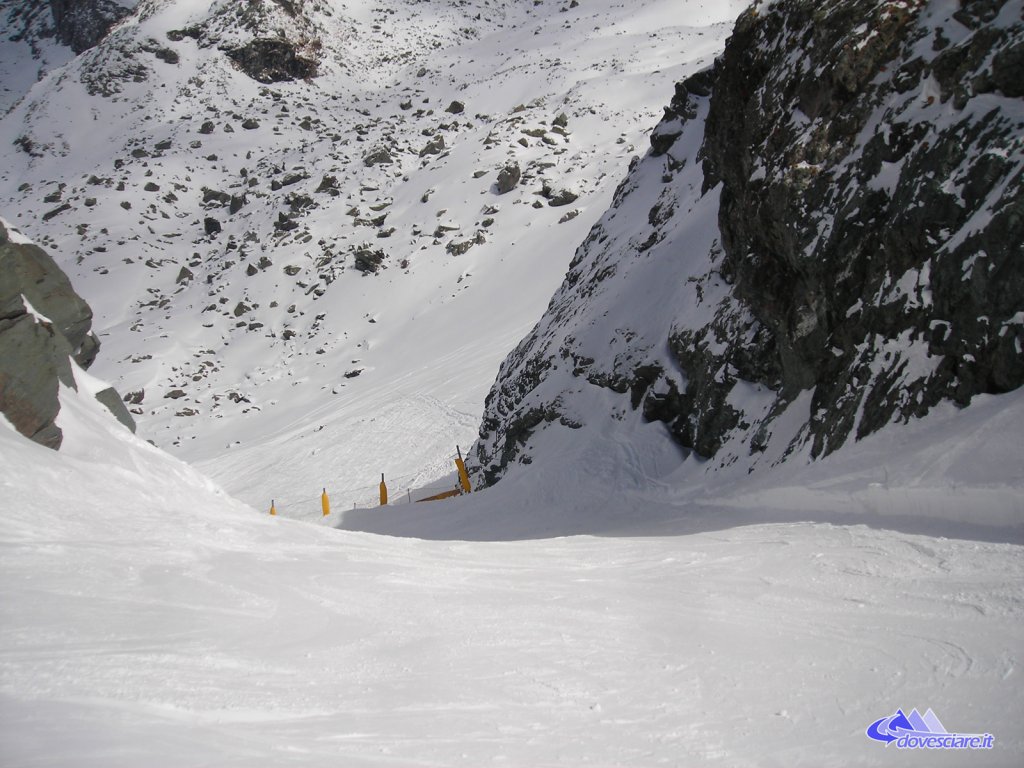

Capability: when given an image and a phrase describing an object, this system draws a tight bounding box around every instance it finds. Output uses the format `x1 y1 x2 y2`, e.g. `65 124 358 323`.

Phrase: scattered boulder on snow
495 162 521 194
315 175 340 195
420 135 446 157
352 245 386 275
363 146 394 167
544 185 578 207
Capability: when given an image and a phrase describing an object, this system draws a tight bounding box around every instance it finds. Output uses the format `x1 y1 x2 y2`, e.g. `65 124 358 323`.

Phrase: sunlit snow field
1 367 1022 766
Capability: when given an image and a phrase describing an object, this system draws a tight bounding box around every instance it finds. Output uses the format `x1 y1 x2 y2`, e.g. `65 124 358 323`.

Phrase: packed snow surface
1 373 1022 766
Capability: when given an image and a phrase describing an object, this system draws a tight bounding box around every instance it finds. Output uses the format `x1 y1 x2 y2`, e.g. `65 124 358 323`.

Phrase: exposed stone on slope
495 162 521 194
0 221 135 449
0 222 96 365
224 38 318 83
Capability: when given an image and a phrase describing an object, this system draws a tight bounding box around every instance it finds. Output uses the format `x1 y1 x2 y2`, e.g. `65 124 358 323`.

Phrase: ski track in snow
2 389 1024 766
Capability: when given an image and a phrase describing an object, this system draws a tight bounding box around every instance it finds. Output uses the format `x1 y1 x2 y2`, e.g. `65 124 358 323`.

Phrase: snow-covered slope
0 1 75 115
3 383 1023 766
0 0 747 511
475 0 1024 491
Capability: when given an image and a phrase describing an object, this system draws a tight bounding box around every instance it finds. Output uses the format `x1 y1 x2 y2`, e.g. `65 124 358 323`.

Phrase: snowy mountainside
0 1 71 115
0 0 139 115
0 0 748 509
475 0 1024 488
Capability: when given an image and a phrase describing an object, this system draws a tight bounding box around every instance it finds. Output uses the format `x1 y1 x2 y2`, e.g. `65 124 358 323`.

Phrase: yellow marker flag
455 458 471 494
321 488 330 517
379 473 388 506
270 499 276 516
455 446 472 494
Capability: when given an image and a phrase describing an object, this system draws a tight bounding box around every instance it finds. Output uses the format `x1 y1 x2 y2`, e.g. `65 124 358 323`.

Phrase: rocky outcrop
224 38 318 83
474 0 1024 485
0 221 135 449
49 0 131 53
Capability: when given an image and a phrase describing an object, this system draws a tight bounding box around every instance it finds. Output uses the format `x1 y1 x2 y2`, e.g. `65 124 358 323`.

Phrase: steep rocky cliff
0 220 134 449
49 0 133 53
474 0 1024 485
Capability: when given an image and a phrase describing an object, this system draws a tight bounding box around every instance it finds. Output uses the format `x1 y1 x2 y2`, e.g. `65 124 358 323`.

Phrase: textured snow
2 375 1024 766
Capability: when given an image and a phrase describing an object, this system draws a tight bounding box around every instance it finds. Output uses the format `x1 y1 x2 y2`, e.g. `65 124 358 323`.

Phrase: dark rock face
49 0 131 53
0 221 135 449
1 225 95 365
696 0 1024 459
474 0 1024 485
224 38 318 83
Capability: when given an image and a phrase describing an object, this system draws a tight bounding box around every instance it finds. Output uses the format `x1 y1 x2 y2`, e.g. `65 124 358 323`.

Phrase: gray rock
0 312 74 449
0 221 135 448
363 146 394 167
495 162 521 194
546 188 578 207
353 246 386 275
0 224 93 359
95 387 136 432
420 135 446 157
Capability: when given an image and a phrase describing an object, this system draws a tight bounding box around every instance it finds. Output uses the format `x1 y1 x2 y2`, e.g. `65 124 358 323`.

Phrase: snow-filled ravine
0 0 749 515
1 375 1022 766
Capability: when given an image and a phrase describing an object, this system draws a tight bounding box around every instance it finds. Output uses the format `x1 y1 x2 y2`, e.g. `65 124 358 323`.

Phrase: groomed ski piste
1 347 1023 766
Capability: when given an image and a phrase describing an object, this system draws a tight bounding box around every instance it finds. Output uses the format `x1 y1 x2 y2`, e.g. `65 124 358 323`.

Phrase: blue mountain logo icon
866 709 994 750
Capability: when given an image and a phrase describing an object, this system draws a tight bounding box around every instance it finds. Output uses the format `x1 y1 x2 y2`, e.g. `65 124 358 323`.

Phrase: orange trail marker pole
270 499 276 516
455 445 472 494
379 473 388 506
321 488 330 517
